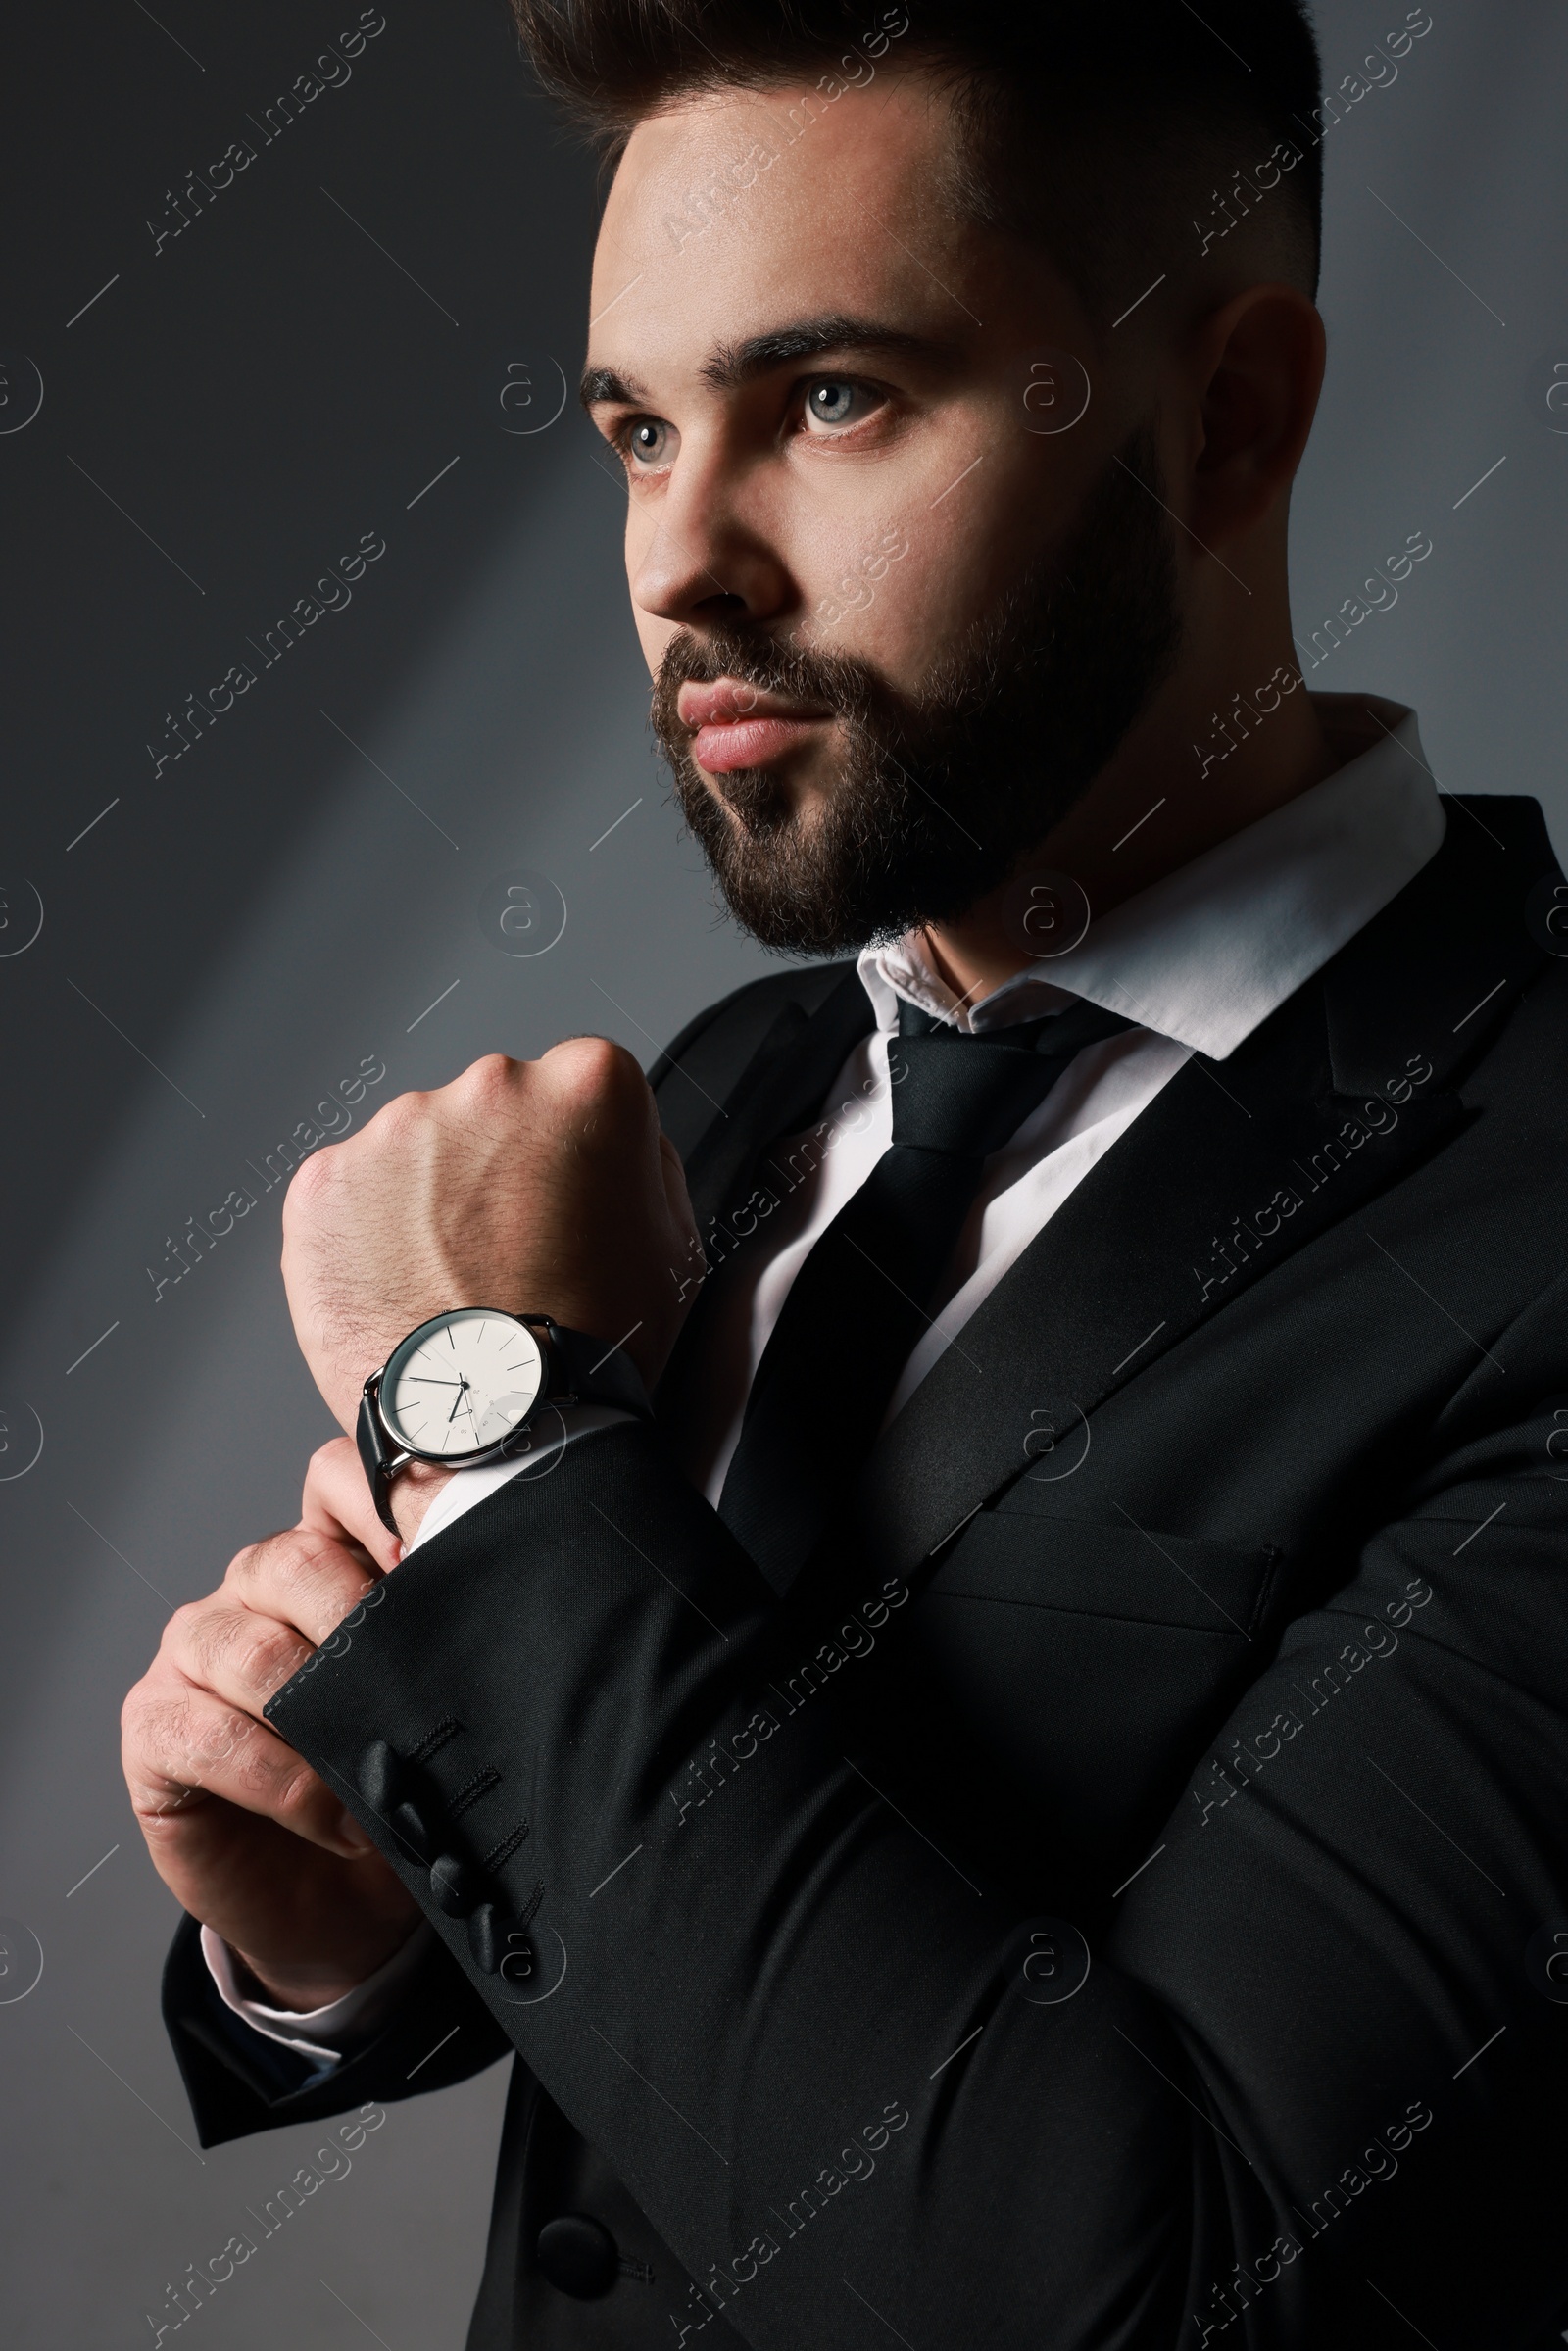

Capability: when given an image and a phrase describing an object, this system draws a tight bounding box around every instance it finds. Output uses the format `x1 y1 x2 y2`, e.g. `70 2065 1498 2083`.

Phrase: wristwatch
356 1306 651 1534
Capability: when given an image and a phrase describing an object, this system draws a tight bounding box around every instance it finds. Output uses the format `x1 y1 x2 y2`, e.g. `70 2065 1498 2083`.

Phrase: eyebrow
578 314 959 412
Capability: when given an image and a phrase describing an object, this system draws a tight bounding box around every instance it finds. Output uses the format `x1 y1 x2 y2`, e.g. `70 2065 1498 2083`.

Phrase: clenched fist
280 1039 701 1451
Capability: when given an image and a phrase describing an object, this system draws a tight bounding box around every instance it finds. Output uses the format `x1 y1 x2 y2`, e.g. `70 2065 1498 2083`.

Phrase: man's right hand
121 1515 421 2012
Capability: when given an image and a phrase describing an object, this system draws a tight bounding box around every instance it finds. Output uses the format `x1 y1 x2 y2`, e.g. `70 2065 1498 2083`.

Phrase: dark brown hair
508 0 1325 319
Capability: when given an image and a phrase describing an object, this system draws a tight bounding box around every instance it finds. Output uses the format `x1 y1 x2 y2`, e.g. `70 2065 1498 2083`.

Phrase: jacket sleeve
163 1909 513 2147
261 1275 1568 2351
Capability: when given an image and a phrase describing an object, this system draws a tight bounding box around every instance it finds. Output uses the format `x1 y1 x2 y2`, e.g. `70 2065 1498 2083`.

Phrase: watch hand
404 1375 466 1386
447 1380 471 1425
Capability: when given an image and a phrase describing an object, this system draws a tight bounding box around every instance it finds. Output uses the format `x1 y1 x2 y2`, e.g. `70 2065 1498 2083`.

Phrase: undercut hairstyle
508 0 1325 320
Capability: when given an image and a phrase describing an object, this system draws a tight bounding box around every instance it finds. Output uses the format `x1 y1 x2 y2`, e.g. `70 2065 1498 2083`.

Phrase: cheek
804 498 994 687
625 506 652 592
808 413 1066 686
631 590 677 681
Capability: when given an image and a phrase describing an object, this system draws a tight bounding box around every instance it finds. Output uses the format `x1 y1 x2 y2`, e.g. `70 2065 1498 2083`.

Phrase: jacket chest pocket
906 1504 1283 1879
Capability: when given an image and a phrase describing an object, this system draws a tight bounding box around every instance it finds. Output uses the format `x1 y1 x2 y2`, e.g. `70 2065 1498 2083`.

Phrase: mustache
649 548 1080 759
650 628 882 748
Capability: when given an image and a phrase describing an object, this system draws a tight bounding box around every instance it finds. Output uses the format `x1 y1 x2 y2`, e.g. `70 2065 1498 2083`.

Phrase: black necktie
717 992 1135 1590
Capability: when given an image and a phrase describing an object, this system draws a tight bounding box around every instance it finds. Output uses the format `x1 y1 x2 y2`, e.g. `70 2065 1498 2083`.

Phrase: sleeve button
467 1903 499 1972
388 1798 434 1863
429 1853 484 1916
535 2214 619 2299
356 1739 404 1813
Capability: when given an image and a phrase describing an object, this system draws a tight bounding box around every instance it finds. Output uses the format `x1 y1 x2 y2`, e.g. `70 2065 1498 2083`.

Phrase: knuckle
283 1144 335 1211
307 1436 353 1486
280 1530 372 1618
462 1052 518 1098
189 1605 241 1680
545 1033 643 1109
270 1756 319 1822
224 1538 266 1591
247 1531 306 1603
130 1689 192 1777
291 1522 361 1581
192 1703 254 1766
376 1089 428 1146
222 1544 265 1604
120 1680 153 1746
163 1597 210 1656
234 1619 305 1695
256 1523 312 1578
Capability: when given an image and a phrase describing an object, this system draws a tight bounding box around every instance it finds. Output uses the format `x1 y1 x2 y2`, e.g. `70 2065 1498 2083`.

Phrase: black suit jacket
166 797 1568 2348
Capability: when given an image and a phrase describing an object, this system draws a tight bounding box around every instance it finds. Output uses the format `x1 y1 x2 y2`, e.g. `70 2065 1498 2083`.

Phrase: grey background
0 2 1562 2341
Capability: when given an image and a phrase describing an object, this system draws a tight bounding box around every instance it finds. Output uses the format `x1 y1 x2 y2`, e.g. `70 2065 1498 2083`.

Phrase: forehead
588 74 978 381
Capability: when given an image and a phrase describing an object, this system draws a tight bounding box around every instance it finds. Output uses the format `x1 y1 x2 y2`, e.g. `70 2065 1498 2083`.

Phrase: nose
628 442 796 633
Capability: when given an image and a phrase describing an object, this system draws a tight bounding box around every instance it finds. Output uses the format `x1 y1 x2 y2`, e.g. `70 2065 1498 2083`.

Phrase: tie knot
889 997 1135 1157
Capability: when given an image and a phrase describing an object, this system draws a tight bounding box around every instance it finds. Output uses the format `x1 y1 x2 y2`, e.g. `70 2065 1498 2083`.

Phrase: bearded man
122 4 1568 2345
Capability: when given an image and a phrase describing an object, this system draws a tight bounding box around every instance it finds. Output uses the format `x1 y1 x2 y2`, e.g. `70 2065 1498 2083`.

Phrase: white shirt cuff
406 1401 635 1553
200 1920 433 2063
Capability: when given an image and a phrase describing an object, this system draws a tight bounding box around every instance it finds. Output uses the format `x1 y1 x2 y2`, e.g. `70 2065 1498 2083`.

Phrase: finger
161 1593 318 1721
223 1524 379 1648
301 1436 402 1572
122 1667 368 1855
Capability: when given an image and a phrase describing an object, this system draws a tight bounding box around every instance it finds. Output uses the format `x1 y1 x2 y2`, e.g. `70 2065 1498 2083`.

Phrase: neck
920 652 1340 1005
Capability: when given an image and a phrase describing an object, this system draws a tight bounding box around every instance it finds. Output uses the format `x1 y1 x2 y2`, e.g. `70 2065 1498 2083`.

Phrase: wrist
389 1459 456 1548
228 1948 376 2013
230 1956 361 2013
228 1913 424 2014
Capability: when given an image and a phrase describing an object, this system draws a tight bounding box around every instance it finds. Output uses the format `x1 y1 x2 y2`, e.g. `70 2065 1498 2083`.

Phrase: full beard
650 423 1183 957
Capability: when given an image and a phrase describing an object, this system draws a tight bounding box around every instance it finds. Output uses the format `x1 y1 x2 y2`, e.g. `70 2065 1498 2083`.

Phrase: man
122 2 1568 2344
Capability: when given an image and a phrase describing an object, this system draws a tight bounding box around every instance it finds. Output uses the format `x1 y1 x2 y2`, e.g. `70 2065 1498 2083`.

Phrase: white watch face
380 1309 544 1459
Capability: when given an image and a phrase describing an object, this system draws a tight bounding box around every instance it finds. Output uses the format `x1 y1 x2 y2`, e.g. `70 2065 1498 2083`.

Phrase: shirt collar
859 692 1446 1060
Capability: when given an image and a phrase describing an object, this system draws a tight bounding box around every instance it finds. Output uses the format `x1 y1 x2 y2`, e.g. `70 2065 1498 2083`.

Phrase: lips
676 676 832 775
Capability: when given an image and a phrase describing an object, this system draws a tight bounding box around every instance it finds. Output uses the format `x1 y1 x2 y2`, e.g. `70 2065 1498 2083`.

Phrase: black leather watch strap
536 1319 653 1422
357 1382 406 1535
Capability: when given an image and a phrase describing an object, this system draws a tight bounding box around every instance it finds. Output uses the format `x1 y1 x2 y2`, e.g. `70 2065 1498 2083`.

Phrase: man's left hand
280 1038 701 1445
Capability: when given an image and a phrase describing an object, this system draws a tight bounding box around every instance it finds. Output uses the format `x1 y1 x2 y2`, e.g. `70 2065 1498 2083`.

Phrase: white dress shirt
218 688 1445 2048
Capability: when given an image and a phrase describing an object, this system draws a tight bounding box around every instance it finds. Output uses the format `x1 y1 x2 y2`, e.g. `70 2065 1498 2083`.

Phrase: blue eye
806 379 863 428
625 417 673 465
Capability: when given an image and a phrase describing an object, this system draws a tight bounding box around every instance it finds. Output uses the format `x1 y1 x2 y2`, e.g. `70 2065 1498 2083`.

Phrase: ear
1188 283 1326 548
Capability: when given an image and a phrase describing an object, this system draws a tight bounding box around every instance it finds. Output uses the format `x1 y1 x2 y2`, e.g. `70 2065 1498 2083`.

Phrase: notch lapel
657 967 874 1419
681 968 872 1237
832 796 1561 1591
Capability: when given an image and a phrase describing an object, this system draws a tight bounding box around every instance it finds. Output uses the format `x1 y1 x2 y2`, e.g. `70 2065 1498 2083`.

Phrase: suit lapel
832 796 1561 1589
657 968 874 1419
682 968 872 1238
